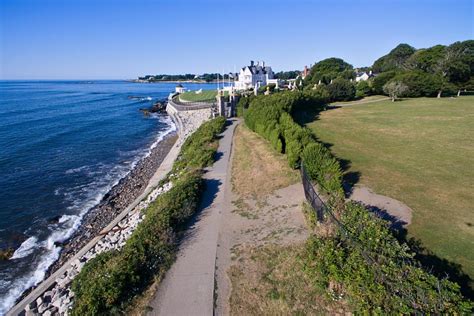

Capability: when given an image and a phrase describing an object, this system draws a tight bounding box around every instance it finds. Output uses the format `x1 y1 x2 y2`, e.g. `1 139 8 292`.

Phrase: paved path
147 119 239 316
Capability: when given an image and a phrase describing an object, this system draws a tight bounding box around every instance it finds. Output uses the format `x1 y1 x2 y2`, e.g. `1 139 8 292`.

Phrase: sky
0 0 472 79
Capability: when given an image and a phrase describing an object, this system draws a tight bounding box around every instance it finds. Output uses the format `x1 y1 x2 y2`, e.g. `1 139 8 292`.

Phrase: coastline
8 121 178 309
7 105 214 315
47 133 178 275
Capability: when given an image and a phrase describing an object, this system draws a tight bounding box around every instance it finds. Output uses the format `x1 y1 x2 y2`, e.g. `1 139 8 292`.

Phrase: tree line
300 40 473 101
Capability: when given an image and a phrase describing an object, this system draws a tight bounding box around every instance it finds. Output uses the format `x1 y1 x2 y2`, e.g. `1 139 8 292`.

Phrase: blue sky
0 0 472 79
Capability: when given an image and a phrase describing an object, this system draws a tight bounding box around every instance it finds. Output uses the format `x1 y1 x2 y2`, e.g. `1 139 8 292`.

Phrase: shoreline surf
1 115 177 314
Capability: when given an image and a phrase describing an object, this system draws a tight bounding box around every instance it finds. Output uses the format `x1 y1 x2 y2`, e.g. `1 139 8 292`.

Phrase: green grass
305 96 474 282
179 89 230 102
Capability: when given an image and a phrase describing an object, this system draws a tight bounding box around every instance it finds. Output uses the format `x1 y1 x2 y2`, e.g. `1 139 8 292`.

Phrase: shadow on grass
393 229 474 300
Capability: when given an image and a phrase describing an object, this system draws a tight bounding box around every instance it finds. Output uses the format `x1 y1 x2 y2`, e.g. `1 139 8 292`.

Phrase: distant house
355 71 373 82
234 61 277 90
175 84 185 93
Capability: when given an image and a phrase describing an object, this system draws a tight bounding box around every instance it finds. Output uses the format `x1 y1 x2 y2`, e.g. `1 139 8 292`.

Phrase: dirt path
215 183 309 315
349 185 413 228
330 96 389 107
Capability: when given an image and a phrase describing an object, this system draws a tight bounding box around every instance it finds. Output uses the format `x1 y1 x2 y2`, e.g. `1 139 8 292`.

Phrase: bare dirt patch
350 185 413 228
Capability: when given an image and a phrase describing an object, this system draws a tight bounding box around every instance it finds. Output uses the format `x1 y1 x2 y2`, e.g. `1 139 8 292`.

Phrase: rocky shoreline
46 133 177 275
9 105 214 315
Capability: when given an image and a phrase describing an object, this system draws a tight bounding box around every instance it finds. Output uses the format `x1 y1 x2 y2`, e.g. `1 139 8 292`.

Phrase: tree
326 78 356 101
355 80 372 98
372 44 416 73
305 58 353 86
405 45 446 73
274 70 300 80
371 70 398 94
383 81 408 101
390 71 443 97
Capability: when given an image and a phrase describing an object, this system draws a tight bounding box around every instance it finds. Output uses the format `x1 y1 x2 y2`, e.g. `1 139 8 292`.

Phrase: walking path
329 96 389 107
147 119 239 316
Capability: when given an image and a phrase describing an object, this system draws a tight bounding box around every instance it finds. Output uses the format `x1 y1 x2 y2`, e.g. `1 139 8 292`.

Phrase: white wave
0 115 177 314
10 236 39 260
65 165 90 175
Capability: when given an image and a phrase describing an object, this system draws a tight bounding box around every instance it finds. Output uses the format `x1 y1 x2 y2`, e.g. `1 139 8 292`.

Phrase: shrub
301 143 343 197
326 78 356 101
355 80 372 98
172 116 225 174
304 202 473 313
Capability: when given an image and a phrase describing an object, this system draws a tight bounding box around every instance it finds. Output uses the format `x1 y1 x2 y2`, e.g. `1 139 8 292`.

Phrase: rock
25 310 36 316
48 215 62 224
36 297 43 307
38 302 49 313
0 247 14 260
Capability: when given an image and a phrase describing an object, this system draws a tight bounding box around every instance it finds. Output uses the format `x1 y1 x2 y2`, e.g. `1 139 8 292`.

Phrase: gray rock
36 297 43 307
38 302 49 313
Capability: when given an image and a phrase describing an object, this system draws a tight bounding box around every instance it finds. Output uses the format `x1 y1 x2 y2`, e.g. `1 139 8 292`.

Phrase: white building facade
234 61 276 90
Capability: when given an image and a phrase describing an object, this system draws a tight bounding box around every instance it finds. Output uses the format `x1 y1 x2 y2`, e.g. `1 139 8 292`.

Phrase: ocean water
0 80 215 313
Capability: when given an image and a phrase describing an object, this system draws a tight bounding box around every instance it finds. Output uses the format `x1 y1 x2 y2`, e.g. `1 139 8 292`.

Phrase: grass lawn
179 89 230 102
305 96 474 283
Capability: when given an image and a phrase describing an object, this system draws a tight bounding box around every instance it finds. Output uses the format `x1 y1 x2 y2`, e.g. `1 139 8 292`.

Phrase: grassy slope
232 125 299 199
306 96 474 280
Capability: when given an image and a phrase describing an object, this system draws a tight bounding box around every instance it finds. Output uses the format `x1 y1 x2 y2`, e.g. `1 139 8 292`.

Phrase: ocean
0 80 215 313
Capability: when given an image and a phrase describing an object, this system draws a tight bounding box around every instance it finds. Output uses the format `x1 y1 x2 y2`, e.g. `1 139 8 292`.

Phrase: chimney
262 61 265 67
250 60 254 67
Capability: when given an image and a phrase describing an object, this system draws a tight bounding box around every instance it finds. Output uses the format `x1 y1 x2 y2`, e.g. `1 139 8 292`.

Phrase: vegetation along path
214 125 349 315
147 119 239 316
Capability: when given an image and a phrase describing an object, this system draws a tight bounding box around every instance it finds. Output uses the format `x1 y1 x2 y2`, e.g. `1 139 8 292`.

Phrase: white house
175 84 185 93
355 71 373 82
234 61 276 90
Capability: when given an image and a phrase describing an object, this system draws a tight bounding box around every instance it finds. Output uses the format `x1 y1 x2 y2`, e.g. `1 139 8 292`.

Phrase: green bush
71 118 226 315
303 202 473 313
301 143 343 197
172 116 225 174
355 80 372 98
326 78 356 101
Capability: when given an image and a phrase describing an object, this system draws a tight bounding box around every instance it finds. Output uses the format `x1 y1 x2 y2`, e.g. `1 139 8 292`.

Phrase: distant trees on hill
372 40 474 97
274 70 300 80
300 40 473 100
138 73 222 82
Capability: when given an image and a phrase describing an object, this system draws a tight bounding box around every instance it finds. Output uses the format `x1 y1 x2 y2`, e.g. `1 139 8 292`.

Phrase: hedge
71 117 226 315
